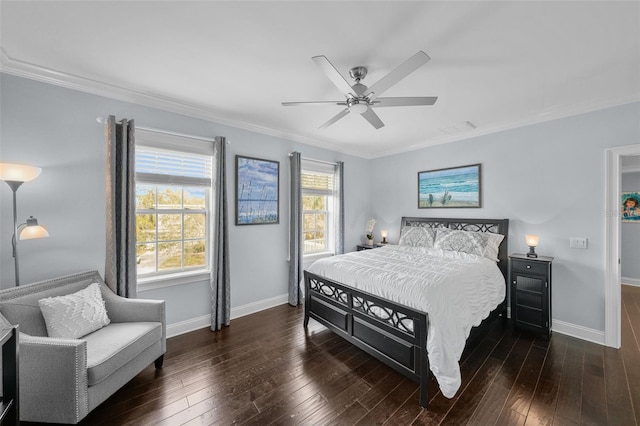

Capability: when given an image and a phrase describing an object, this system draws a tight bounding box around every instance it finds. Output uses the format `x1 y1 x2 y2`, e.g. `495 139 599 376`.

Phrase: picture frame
622 192 640 222
236 155 279 225
418 164 481 208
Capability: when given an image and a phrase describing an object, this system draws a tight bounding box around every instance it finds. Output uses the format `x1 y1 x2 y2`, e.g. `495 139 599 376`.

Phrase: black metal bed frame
303 217 509 408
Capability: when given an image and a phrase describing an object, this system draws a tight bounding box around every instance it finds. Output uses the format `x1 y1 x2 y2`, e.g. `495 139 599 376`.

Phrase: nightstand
509 253 553 339
357 244 384 251
0 325 18 425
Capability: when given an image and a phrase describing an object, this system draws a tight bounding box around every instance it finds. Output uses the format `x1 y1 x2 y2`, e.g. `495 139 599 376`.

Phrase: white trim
230 293 289 320
165 293 289 338
2 48 638 160
622 278 640 287
0 48 354 157
622 165 640 173
605 144 640 349
552 319 605 346
137 128 215 155
138 270 211 292
166 314 211 338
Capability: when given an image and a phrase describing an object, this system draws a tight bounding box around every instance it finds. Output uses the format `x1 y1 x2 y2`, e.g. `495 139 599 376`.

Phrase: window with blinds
135 145 212 278
301 165 336 255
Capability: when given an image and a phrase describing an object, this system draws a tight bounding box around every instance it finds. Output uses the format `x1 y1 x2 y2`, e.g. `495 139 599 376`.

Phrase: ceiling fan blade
312 55 356 97
319 108 350 129
372 96 438 107
365 51 431 101
282 101 347 106
361 108 385 129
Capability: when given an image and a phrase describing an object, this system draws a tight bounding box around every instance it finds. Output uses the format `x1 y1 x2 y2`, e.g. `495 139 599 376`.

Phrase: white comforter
307 244 505 398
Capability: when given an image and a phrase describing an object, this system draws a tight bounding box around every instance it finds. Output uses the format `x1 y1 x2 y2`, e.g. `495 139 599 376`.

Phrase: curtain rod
288 152 338 166
96 117 229 144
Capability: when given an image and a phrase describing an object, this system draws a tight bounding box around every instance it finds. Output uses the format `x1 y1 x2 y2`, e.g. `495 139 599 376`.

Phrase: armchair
0 270 166 424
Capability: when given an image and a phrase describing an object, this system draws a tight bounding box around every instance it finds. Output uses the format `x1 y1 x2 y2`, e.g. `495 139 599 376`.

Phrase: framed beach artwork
622 192 640 222
418 164 481 208
236 155 279 225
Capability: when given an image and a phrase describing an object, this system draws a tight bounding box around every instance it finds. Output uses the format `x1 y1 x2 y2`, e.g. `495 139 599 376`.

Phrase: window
301 160 340 256
135 129 213 283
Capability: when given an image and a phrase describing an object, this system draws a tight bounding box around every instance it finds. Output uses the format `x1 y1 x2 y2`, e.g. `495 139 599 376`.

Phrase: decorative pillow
38 283 110 339
434 228 505 261
398 226 436 248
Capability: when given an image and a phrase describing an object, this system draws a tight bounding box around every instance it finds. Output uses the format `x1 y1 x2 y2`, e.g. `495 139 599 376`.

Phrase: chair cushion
84 322 162 386
0 272 103 337
38 283 110 339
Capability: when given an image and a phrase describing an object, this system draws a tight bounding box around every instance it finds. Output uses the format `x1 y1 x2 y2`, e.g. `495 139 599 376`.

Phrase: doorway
605 144 640 348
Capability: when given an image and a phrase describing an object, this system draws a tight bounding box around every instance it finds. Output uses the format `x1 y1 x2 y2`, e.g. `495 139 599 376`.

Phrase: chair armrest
102 291 166 352
19 333 89 423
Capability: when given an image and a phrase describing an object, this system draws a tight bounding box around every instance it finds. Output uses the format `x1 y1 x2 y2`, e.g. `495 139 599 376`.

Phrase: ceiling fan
282 51 438 130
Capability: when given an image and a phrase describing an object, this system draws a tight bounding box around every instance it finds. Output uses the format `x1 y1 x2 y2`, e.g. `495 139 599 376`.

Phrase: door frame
605 143 640 348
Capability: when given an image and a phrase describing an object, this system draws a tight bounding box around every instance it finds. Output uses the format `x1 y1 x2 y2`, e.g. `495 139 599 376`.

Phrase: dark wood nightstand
0 325 18 425
356 243 384 251
509 253 553 339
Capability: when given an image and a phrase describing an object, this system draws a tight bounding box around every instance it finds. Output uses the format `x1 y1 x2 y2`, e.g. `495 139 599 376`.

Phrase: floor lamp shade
19 216 49 240
0 162 47 285
0 163 42 183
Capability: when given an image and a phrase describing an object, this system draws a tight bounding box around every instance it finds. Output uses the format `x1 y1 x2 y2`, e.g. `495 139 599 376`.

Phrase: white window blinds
136 146 212 187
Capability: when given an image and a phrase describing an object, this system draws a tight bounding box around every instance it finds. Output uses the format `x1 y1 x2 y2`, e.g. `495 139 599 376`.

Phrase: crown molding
367 95 640 159
2 48 638 161
0 48 365 158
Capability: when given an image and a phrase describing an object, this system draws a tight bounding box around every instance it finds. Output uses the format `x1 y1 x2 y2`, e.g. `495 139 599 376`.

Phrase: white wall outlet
570 237 588 249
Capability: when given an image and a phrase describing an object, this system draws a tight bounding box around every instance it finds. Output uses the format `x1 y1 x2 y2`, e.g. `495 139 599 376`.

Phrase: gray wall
622 171 640 284
3 72 639 336
369 102 640 333
0 74 371 325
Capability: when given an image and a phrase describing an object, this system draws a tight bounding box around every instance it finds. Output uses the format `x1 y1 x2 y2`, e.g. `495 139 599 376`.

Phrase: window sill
138 270 211 292
303 251 334 268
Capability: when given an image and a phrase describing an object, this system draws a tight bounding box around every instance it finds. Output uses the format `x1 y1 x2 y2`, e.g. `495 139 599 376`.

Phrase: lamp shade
525 234 539 247
19 216 49 240
0 163 42 183
380 230 388 238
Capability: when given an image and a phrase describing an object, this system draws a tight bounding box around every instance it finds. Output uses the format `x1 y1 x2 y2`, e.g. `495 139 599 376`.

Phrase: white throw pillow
434 228 504 261
39 282 110 339
398 226 436 248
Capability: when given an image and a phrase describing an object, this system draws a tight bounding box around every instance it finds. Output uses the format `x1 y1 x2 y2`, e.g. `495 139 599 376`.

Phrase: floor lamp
0 163 49 286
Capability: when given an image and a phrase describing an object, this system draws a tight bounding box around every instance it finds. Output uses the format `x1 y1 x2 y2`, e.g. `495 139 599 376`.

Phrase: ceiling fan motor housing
349 66 368 82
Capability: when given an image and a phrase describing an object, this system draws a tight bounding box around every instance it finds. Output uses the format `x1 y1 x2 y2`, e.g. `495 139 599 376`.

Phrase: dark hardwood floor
27 285 640 425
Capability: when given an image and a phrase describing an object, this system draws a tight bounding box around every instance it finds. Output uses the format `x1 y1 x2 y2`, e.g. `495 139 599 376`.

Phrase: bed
303 217 509 408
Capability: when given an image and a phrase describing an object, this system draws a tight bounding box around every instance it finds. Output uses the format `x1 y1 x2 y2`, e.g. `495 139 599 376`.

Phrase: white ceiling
1 1 639 159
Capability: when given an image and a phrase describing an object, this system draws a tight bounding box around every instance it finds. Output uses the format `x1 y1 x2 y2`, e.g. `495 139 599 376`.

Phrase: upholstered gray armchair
0 270 166 424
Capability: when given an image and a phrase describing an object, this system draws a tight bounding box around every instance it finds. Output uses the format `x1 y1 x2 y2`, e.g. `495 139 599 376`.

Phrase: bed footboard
304 271 430 408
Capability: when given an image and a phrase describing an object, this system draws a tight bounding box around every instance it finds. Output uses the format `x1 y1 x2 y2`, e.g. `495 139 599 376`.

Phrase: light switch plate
570 237 588 249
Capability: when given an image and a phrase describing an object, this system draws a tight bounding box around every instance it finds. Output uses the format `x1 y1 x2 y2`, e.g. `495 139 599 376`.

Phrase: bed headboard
400 217 510 280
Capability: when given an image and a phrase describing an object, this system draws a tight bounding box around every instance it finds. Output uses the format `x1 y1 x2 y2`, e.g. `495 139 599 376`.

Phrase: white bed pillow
398 226 436 248
434 228 504 261
38 282 110 339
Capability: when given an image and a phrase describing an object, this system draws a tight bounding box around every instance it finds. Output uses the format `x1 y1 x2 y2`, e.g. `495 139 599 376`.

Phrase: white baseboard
166 314 211 338
552 319 605 346
166 293 289 338
622 277 640 287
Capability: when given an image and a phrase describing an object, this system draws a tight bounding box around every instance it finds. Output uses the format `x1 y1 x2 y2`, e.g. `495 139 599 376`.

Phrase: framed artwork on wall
418 163 481 208
236 155 279 225
622 192 640 222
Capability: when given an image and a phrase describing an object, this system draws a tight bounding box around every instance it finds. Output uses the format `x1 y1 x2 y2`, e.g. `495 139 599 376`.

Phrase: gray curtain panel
288 152 303 306
335 161 345 255
210 136 231 331
105 116 137 298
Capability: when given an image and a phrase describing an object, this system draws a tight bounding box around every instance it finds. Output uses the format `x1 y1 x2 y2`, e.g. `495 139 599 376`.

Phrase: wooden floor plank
523 334 568 425
20 290 640 426
553 336 585 424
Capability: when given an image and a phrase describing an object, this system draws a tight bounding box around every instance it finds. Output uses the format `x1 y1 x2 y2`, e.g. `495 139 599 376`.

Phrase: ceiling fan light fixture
347 99 369 114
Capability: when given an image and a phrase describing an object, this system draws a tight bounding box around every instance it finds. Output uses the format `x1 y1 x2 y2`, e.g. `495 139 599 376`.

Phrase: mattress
307 244 505 398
